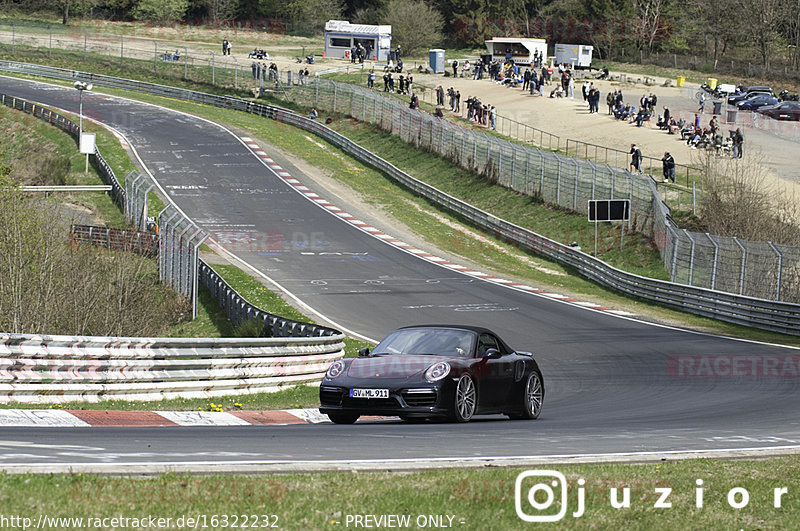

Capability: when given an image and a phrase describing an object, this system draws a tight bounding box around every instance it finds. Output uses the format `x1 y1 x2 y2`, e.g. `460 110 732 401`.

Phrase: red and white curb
240 137 632 317
0 408 384 427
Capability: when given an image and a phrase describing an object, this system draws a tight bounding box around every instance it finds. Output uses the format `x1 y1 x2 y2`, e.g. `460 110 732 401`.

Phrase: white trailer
554 43 593 69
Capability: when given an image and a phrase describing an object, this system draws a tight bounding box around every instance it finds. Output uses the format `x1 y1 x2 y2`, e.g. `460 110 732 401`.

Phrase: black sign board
588 199 630 222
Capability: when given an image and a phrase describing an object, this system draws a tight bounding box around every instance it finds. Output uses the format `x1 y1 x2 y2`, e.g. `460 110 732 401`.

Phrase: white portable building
554 43 594 69
324 20 392 62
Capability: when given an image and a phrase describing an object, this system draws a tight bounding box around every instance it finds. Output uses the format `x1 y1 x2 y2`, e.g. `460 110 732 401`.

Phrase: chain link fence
2 60 799 306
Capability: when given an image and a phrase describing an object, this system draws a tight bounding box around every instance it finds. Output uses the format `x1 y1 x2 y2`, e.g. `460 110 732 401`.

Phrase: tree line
5 0 800 68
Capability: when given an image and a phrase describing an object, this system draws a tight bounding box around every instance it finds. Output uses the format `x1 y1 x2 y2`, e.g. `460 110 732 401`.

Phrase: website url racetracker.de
0 513 280 529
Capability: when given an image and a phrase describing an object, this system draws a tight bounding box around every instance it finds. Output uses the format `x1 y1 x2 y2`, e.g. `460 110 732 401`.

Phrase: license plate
350 388 389 399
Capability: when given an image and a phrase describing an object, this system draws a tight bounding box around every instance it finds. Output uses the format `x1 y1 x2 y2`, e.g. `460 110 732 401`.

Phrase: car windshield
372 328 476 357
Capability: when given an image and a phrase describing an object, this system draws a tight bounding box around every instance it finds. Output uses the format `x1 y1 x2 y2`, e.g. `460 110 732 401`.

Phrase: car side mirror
484 348 501 359
358 347 371 357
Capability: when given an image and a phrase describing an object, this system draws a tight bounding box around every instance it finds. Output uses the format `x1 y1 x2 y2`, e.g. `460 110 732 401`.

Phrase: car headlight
425 361 451 382
326 360 346 379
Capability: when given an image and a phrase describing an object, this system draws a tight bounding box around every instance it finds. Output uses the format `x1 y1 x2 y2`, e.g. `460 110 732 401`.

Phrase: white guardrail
1 60 799 338
0 333 345 403
1 85 345 403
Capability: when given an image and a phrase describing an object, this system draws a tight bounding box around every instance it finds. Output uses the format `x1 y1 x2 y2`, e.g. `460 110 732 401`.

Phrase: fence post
707 233 719 291
525 149 531 195
684 230 696 286
768 242 783 301
573 159 579 211
540 152 545 196
333 83 337 111
669 227 679 282
733 237 747 295
556 156 562 205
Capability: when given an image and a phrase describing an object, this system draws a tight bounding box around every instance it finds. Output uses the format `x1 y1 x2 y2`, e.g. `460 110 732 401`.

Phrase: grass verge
0 385 320 412
2 456 800 528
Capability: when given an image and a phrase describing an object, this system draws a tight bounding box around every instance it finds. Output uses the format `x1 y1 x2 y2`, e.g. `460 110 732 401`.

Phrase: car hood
346 355 453 379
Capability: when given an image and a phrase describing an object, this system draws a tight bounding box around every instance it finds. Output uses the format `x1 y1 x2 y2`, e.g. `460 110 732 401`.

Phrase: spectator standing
452 59 458 77
454 90 461 112
222 38 229 55
698 92 706 113
629 144 643 174
661 152 675 183
226 40 232 56
606 92 614 114
436 85 444 106
489 105 497 130
733 128 744 158
709 116 719 135
367 69 375 88
568 74 575 98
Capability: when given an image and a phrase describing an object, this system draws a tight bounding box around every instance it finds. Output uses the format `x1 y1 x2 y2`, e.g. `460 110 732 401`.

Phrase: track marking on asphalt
6 445 800 474
7 77 800 352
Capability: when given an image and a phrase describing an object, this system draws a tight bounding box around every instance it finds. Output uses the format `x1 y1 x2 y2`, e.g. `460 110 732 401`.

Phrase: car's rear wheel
509 371 544 420
328 413 359 424
453 374 476 422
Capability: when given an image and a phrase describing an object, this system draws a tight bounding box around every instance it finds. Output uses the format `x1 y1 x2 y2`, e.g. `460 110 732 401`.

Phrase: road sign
588 199 630 222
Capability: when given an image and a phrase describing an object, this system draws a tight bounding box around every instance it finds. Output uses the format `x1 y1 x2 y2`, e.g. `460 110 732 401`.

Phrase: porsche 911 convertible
319 325 544 424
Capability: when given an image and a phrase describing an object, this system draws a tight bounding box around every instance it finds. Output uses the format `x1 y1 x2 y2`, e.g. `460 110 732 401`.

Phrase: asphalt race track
2 75 800 471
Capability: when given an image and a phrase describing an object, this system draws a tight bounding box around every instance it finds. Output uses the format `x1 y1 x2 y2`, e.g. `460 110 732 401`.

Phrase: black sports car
319 325 544 424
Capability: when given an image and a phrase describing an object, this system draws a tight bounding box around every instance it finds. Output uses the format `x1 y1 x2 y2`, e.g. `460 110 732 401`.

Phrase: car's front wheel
328 413 359 424
509 371 544 420
452 374 476 422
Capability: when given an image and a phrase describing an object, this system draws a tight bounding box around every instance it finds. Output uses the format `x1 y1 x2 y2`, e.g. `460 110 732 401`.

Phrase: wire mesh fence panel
777 244 800 302
741 240 785 301
708 235 745 295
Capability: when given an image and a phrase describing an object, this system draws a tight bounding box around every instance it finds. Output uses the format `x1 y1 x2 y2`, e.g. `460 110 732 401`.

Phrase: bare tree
735 0 783 68
699 152 800 245
383 0 444 55
205 0 237 26
633 0 665 56
688 0 739 69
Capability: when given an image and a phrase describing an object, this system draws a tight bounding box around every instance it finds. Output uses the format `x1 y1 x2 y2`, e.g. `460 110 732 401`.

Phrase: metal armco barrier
199 261 338 338
0 333 345 403
1 61 799 333
0 91 125 205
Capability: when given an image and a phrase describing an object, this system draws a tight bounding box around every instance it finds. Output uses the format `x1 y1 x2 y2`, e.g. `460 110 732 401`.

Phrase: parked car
756 101 800 121
728 88 773 105
319 325 545 424
737 94 779 111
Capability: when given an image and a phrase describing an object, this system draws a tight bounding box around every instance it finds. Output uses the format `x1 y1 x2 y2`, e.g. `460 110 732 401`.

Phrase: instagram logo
515 470 571 522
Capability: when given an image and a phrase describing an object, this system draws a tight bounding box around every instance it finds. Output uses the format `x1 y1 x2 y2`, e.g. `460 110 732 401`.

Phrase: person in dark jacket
630 144 643 174
662 152 675 182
